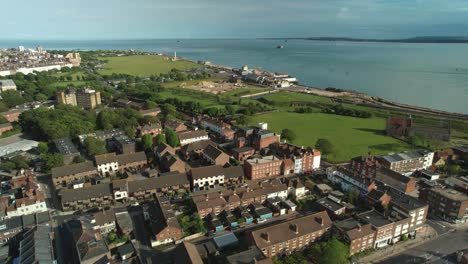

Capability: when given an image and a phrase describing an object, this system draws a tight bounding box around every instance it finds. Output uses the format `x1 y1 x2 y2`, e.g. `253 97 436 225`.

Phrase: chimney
291 223 299 234
263 232 270 242
357 224 362 232
316 216 324 226
205 194 209 201
256 159 259 164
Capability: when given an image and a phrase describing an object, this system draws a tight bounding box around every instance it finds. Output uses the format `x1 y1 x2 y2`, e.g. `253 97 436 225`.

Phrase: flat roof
316 197 344 212
54 137 79 155
358 210 392 227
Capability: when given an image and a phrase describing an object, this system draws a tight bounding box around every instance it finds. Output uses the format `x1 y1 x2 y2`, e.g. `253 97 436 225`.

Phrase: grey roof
358 210 393 228
54 137 79 155
116 151 147 165
213 232 239 249
115 211 133 232
60 183 111 203
178 130 208 141
203 144 227 160
0 122 12 129
117 242 135 257
127 173 189 193
232 146 254 153
0 216 22 231
190 165 244 180
387 188 427 211
51 161 97 178
255 207 273 216
113 134 135 145
0 79 16 87
19 225 54 264
316 197 345 212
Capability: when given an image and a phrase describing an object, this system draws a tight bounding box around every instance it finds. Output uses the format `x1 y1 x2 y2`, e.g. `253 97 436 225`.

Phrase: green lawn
249 112 413 163
97 55 200 76
262 91 333 104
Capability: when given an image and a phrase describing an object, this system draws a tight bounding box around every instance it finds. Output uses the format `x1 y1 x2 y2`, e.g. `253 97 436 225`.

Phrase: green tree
142 134 153 151
84 137 107 157
34 93 48 102
155 134 166 145
73 155 86 163
0 161 16 172
348 188 360 205
10 155 29 170
315 138 335 158
225 105 235 115
236 114 251 126
42 153 64 171
1 90 25 108
37 142 49 154
281 128 296 142
165 128 179 147
317 237 349 264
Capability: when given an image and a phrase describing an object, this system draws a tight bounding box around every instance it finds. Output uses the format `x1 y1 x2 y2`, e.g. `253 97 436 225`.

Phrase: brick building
419 187 468 223
250 211 332 258
60 183 113 210
244 156 282 180
51 161 98 189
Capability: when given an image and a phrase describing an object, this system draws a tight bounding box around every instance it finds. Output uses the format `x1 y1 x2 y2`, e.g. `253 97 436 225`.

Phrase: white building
177 130 209 146
0 79 17 93
95 153 119 175
6 197 48 218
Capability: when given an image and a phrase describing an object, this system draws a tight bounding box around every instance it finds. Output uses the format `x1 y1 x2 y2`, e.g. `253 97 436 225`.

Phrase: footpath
356 224 438 264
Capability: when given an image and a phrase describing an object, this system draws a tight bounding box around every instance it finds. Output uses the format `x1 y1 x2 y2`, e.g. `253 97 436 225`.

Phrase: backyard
249 112 413 163
97 55 200 76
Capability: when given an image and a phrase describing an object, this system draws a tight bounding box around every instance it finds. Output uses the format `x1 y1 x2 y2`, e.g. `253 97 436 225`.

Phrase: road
379 227 468 264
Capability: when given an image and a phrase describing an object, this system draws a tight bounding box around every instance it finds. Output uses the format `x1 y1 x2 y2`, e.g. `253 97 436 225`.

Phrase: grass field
249 112 412 163
97 55 200 76
262 91 333 104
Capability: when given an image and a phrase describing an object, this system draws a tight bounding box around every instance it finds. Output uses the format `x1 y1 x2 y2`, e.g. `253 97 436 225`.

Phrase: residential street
379 226 468 264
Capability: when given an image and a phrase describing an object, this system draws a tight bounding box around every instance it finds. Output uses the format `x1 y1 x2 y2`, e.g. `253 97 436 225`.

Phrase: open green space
249 112 412 163
97 55 200 76
262 91 333 104
223 86 272 97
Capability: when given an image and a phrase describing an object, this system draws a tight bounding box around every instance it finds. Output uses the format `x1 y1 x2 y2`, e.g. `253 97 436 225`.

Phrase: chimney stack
316 216 324 226
291 223 299 234
357 223 362 232
263 232 270 242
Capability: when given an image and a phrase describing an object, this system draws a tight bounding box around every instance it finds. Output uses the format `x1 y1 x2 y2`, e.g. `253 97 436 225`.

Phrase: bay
1 39 467 114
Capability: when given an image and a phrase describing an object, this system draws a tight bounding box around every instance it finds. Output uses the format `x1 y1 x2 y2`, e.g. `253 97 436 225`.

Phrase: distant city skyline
3 0 468 39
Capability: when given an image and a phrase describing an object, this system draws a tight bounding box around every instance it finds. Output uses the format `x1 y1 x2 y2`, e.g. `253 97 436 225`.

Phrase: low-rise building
251 130 280 151
60 183 113 210
250 211 332 258
374 167 416 194
116 151 147 171
54 137 80 164
202 144 230 166
232 146 255 162
139 107 161 117
51 161 98 189
159 152 186 173
0 79 17 93
113 135 136 154
315 197 346 217
334 218 375 256
78 129 124 144
244 156 282 180
150 198 183 246
376 150 434 175
128 173 191 201
1 108 23 122
419 187 468 223
90 209 116 234
327 167 378 195
271 143 321 173
154 143 176 159
177 130 209 145
190 165 244 191
165 119 187 132
138 122 162 137
18 225 55 263
95 153 119 176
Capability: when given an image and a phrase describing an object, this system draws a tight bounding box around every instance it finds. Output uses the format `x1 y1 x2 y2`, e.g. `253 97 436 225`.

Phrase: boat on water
277 45 284 49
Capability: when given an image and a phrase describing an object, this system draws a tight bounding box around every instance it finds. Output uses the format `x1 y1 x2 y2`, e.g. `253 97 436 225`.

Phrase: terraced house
190 165 244 191
60 183 113 210
51 161 98 189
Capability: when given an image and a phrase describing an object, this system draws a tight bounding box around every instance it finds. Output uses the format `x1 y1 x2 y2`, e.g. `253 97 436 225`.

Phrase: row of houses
51 151 148 189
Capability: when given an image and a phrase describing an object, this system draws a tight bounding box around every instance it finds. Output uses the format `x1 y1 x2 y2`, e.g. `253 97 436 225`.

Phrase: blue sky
3 0 468 39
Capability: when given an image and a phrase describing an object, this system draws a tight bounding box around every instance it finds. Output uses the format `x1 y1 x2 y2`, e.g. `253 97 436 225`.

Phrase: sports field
97 55 200 76
249 112 412 163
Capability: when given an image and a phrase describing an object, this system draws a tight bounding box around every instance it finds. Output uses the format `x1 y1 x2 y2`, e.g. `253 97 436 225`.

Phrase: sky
3 0 468 39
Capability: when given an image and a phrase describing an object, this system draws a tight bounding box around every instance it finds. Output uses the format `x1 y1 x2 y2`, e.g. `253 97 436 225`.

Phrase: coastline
198 58 468 120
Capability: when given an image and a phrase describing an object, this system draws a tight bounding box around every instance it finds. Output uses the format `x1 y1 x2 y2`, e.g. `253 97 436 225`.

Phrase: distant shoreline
263 36 468 44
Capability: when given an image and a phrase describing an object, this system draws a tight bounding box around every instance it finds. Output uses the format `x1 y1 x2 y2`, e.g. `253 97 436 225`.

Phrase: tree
41 153 64 171
225 105 235 115
142 134 153 151
73 155 86 163
34 93 48 102
37 142 49 154
281 128 296 142
1 90 25 108
165 128 179 147
315 138 335 158
10 155 29 170
347 188 360 205
84 137 107 157
0 161 16 172
317 237 349 264
236 114 251 126
155 134 166 145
